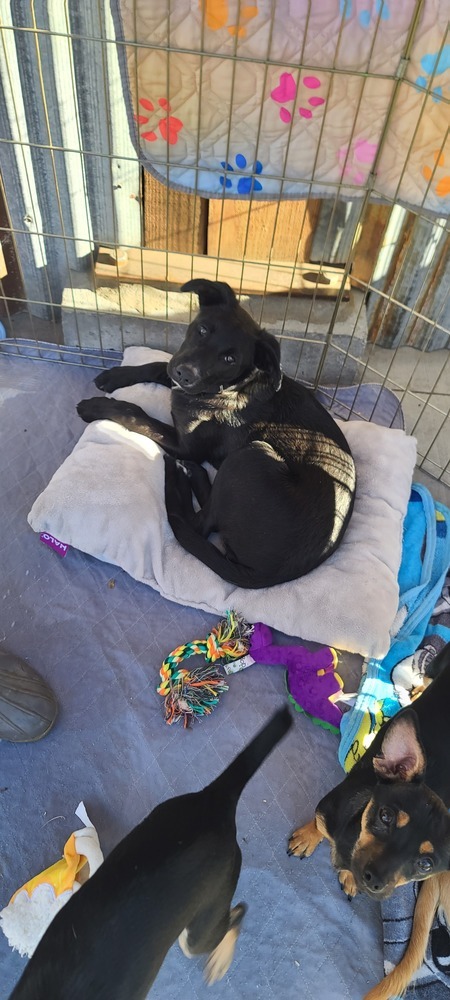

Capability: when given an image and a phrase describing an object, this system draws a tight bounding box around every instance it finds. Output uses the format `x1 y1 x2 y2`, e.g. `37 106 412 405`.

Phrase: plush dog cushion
28 348 417 658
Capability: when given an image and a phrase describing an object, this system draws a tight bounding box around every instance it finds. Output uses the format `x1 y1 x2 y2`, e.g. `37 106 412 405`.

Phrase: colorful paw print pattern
134 97 183 146
339 0 390 28
219 155 263 193
200 0 258 38
416 45 450 103
270 72 325 123
422 151 450 199
337 138 378 185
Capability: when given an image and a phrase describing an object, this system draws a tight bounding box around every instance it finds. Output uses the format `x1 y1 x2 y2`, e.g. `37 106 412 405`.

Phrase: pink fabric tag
40 532 70 558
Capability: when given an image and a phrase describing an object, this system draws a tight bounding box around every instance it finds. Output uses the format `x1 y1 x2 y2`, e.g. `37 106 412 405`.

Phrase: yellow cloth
11 832 88 902
0 802 103 958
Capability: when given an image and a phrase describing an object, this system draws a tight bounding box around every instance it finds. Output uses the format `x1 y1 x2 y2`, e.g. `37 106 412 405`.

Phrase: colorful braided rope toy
157 612 344 732
157 611 252 727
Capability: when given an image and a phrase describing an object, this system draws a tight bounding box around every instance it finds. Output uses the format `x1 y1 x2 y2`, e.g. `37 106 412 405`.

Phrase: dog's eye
417 856 434 874
224 354 236 364
379 807 395 827
198 325 208 337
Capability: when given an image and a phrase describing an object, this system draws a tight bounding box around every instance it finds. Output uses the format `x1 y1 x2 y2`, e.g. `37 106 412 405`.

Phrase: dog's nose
362 867 383 893
172 364 197 388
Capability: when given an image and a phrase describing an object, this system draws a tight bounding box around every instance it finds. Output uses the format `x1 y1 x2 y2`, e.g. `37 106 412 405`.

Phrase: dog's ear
373 711 426 782
254 329 281 383
181 279 237 308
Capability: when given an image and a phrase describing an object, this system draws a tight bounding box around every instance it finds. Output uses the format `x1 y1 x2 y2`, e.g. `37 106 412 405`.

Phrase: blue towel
339 483 450 772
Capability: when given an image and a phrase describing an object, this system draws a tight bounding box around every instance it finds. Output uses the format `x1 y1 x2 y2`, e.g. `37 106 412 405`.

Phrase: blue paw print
359 0 390 29
339 0 352 19
416 44 450 103
220 154 263 194
341 0 390 27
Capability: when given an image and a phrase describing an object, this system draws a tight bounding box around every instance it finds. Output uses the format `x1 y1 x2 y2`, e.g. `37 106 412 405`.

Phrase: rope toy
157 611 252 727
158 613 345 732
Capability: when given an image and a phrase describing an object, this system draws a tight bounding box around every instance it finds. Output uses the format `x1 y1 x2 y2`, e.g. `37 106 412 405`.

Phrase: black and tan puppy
77 279 356 589
9 708 292 1000
288 642 450 998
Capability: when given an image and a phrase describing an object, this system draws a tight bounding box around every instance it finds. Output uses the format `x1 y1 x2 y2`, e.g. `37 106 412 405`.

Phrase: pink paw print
270 72 325 123
135 97 183 146
337 138 378 184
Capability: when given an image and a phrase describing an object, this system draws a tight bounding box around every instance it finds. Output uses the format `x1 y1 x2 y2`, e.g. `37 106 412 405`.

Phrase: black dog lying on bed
77 279 356 589
9 708 292 1000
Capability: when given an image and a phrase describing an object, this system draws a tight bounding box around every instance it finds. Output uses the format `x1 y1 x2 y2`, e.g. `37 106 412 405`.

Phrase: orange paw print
422 151 450 198
200 0 258 38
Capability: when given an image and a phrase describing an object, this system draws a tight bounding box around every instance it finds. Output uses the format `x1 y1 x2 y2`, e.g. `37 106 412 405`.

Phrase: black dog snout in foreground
77 279 356 588
9 708 292 1000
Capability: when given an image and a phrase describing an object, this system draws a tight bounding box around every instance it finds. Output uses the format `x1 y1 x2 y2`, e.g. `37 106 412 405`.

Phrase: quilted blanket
115 0 450 213
339 483 450 771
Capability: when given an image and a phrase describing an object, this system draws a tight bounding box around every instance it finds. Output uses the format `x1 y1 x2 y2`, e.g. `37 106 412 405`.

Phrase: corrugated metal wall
0 0 140 322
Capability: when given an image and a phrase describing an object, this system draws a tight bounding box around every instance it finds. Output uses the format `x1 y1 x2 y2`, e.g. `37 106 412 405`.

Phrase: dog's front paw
94 368 123 393
77 396 117 423
288 818 323 858
338 869 358 900
164 455 194 520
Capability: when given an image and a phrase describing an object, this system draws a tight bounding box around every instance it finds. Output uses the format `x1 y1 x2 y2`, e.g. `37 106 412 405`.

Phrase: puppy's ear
254 329 281 383
373 711 426 782
181 279 237 308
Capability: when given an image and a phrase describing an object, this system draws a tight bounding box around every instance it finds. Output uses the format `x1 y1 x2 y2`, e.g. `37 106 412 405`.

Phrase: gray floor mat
0 354 383 999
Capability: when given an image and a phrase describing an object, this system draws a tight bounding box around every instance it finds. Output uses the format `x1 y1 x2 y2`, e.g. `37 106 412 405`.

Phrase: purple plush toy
248 623 344 733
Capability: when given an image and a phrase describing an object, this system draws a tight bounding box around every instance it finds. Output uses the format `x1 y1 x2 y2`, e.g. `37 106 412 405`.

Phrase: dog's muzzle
168 362 199 389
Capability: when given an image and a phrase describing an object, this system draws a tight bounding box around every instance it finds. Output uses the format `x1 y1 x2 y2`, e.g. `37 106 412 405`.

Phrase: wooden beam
143 174 207 254
352 203 392 287
95 247 350 299
208 198 321 262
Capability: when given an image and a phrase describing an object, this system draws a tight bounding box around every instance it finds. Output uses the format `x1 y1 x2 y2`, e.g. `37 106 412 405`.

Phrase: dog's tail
166 514 280 589
363 874 440 1000
209 708 292 804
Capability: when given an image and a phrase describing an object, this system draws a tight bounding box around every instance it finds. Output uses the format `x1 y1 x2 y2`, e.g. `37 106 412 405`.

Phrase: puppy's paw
338 869 358 899
94 368 123 393
288 818 323 858
411 678 432 701
175 459 192 477
77 397 140 425
77 396 113 423
164 455 195 519
204 904 246 986
178 928 195 960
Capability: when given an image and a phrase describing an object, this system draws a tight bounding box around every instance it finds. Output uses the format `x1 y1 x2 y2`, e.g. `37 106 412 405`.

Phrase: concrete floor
361 344 450 493
2 309 62 344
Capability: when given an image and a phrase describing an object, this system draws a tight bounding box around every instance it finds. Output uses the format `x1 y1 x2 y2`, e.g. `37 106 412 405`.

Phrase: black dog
9 708 292 1000
288 641 450 904
77 279 356 589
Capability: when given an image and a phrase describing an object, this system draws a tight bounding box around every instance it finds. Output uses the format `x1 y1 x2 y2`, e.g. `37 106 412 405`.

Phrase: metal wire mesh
0 0 449 485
